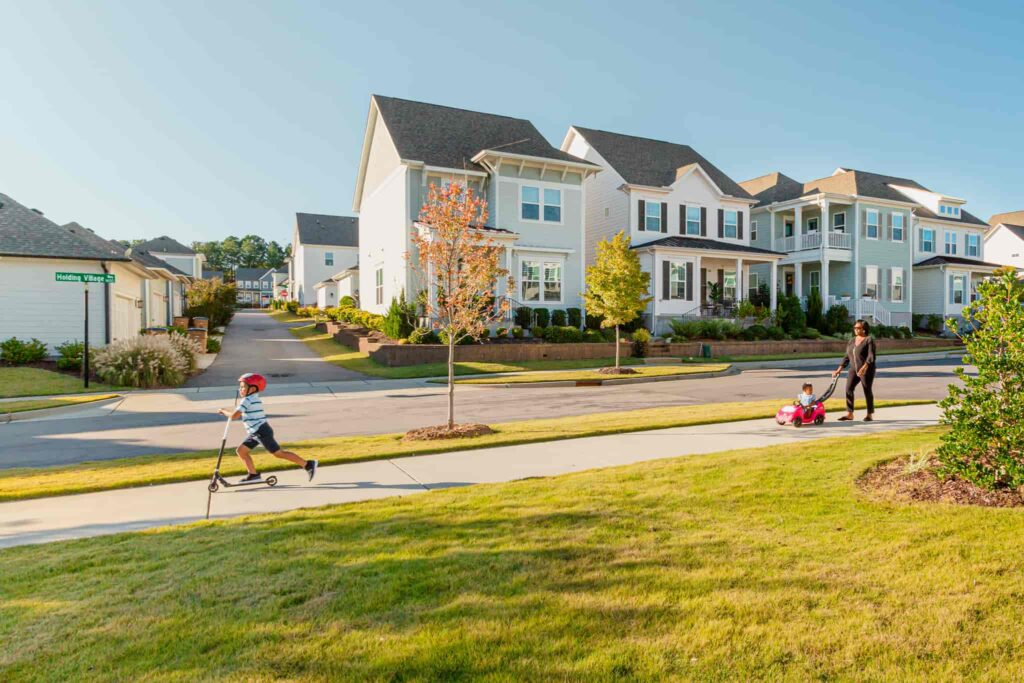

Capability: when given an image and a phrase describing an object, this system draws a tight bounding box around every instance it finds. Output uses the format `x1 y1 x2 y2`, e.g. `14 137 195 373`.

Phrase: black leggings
845 366 875 413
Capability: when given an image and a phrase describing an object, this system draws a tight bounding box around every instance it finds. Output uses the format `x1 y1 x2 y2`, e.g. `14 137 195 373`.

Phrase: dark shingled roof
374 95 595 173
571 127 753 199
0 194 130 261
130 249 187 275
739 172 806 207
914 255 1005 269
62 222 130 260
202 269 225 280
135 236 195 255
631 235 783 256
296 213 359 247
235 267 271 282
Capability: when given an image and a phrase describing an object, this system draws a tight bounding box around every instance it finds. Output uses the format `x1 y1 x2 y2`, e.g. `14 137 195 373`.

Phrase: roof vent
31 208 43 215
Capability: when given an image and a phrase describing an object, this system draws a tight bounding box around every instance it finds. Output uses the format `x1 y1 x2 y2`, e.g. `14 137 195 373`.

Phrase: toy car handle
818 373 841 403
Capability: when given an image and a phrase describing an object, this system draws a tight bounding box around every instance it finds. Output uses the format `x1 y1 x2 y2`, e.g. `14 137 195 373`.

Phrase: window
750 220 758 241
807 217 819 233
940 205 962 218
833 212 846 233
864 266 879 300
944 231 958 255
723 211 738 239
521 260 563 303
784 220 794 237
748 272 760 298
543 262 562 302
809 270 820 296
967 233 980 257
374 268 383 306
521 261 541 301
262 281 270 290
645 201 661 232
952 274 966 305
866 210 879 239
686 206 701 235
325 252 334 267
922 228 935 252
723 270 737 300
891 267 904 302
892 214 905 242
669 262 687 299
521 186 561 223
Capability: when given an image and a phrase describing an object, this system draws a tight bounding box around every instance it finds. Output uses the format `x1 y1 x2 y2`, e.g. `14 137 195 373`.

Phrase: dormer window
940 205 961 218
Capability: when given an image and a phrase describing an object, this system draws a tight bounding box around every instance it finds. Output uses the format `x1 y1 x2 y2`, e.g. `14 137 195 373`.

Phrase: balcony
773 231 851 253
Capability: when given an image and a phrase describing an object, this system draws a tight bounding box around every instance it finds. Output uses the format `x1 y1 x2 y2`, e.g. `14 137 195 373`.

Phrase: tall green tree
265 241 286 269
220 236 241 271
584 231 652 370
238 234 268 268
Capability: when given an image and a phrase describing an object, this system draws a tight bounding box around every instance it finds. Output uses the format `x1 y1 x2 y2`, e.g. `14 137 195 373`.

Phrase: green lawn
0 394 119 414
289 323 643 379
266 309 310 323
441 364 731 385
5 427 1024 680
0 397 926 502
0 367 120 399
680 345 963 363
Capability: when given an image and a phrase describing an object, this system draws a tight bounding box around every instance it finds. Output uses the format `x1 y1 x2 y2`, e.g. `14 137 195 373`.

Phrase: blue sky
2 1 1022 246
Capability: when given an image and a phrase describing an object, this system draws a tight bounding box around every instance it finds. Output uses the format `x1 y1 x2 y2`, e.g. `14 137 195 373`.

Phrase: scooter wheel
814 416 825 425
792 418 803 428
208 482 219 493
266 476 278 487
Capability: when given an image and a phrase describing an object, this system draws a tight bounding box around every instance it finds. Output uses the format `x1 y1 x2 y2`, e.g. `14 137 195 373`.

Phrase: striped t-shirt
239 394 268 434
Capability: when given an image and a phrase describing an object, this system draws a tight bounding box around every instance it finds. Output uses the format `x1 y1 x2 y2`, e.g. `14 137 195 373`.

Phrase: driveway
186 309 364 387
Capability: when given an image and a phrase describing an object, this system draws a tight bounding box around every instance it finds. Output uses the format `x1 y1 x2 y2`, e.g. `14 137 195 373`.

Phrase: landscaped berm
3 428 1024 680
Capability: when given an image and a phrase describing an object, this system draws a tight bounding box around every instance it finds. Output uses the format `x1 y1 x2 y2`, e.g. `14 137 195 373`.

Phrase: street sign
55 272 116 284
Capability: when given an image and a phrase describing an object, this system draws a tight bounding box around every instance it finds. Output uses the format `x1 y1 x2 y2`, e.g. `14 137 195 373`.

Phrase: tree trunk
447 335 456 430
615 324 620 369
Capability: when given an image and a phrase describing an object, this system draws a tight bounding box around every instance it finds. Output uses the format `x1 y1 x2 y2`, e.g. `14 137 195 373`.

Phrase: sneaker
240 472 262 483
305 459 319 482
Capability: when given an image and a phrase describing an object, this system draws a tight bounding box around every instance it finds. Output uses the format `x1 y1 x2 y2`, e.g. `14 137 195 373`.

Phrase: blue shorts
240 423 281 453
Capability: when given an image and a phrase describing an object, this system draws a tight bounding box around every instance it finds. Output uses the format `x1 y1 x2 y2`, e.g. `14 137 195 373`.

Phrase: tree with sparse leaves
584 231 653 370
410 182 512 430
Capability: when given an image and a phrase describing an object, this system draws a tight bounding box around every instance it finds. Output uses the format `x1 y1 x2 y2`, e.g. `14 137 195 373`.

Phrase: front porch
770 197 854 257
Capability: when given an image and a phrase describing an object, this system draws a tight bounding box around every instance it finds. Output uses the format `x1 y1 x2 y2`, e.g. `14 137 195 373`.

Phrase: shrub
747 324 769 340
632 328 651 357
805 290 823 330
1 337 48 364
439 330 476 346
286 301 299 314
583 329 604 343
898 326 913 339
750 283 771 308
478 328 491 340
927 314 944 335
738 328 756 341
530 326 546 340
167 333 203 374
822 304 852 336
339 295 356 308
800 327 822 340
585 312 604 330
55 340 84 371
735 300 758 320
938 268 1024 489
408 327 440 345
533 308 550 328
382 294 416 340
766 326 786 340
567 308 582 329
185 279 236 328
94 336 189 388
511 326 524 339
774 295 806 334
912 313 925 330
601 328 617 342
668 319 703 340
495 327 508 339
543 326 584 343
206 337 222 353
514 307 533 329
720 322 743 339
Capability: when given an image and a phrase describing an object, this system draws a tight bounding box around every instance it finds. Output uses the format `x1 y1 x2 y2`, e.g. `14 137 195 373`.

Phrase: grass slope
4 428 1024 680
680 346 962 363
443 364 730 385
0 394 119 414
0 398 926 502
0 367 119 399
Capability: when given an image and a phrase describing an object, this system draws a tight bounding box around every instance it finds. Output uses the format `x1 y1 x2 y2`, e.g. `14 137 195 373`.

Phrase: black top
839 335 876 372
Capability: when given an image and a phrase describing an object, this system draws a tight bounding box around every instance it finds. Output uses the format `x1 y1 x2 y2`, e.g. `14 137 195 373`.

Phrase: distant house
289 213 358 305
202 268 225 281
985 210 1024 270
134 236 205 278
234 267 273 307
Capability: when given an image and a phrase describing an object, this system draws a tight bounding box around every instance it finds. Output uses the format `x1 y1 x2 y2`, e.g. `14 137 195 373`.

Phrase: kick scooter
207 400 278 493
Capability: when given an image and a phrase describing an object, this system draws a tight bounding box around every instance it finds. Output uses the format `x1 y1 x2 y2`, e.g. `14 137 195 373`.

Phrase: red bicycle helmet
238 373 267 393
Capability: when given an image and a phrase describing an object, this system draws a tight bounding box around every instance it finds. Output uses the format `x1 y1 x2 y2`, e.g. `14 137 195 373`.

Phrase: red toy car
775 375 840 428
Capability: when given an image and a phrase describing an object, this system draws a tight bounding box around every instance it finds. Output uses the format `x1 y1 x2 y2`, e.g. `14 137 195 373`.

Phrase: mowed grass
680 345 963 364
0 398 926 502
0 394 119 414
5 428 1024 680
266 309 308 323
442 364 731 384
0 367 120 398
289 323 643 379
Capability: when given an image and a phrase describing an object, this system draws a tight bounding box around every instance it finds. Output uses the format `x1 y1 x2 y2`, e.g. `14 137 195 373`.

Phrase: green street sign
55 272 116 284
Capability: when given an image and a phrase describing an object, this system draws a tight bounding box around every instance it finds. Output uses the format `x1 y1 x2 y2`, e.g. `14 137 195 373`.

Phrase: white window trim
723 210 739 239
518 183 565 226
921 228 936 253
374 266 384 306
784 219 794 237
643 201 662 233
807 217 819 233
966 233 980 257
891 214 905 243
685 205 702 236
809 270 821 294
832 211 846 233
519 256 565 305
668 260 688 300
325 251 334 266
866 210 880 240
944 231 958 256
952 273 967 305
750 219 758 241
891 267 905 303
864 265 879 300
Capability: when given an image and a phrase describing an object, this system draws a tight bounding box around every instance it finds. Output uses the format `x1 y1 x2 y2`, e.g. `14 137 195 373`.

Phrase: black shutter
661 261 670 300
738 212 744 240
700 207 707 236
679 204 686 234
717 209 724 238
686 262 693 300
717 269 725 292
638 199 645 231
660 203 668 233
701 268 707 303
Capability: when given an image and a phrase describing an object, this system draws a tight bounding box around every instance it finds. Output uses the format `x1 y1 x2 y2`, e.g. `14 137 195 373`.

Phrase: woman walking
833 319 877 421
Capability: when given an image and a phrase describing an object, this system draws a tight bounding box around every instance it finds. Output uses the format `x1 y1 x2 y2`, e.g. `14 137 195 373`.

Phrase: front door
785 272 794 296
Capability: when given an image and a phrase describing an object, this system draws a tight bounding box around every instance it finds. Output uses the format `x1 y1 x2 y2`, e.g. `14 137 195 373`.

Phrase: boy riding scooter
218 373 318 483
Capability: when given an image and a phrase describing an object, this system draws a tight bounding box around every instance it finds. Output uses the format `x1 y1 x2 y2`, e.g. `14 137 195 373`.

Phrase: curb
1 396 123 423
451 366 738 388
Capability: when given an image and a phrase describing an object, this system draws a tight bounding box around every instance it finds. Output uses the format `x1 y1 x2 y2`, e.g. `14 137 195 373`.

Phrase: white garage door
150 290 167 326
113 294 140 341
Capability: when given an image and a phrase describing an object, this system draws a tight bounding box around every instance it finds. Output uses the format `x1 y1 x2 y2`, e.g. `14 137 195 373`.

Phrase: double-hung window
892 214 905 242
944 231 958 255
645 202 661 232
521 260 563 303
521 261 541 301
866 210 880 239
521 186 561 222
810 270 821 296
750 220 758 241
784 220 794 237
967 233 980 257
833 212 846 232
891 267 904 302
669 262 687 299
543 262 562 302
521 186 540 220
325 252 334 267
921 228 935 253
723 270 737 300
685 206 701 235
374 268 383 305
723 210 738 239
952 274 966 305
807 217 819 233
748 272 760 299
864 266 879 300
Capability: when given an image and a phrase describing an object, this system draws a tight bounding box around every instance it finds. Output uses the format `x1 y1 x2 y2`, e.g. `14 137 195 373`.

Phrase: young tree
410 182 511 430
938 266 1024 489
584 231 652 370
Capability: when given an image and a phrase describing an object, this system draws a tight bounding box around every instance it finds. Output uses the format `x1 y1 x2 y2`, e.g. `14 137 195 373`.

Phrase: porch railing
773 231 852 253
827 295 891 326
801 232 822 250
774 236 796 252
827 232 852 249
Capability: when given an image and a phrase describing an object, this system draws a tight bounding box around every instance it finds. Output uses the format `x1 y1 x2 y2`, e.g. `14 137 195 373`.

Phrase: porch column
768 208 776 251
821 199 831 313
794 205 803 247
693 254 702 307
735 257 743 302
770 262 778 311
794 261 803 300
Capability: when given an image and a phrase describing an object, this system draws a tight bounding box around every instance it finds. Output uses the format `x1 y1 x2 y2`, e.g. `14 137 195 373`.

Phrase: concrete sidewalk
0 403 940 549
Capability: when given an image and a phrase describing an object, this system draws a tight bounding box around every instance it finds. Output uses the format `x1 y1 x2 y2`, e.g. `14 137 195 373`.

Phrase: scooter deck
208 474 278 492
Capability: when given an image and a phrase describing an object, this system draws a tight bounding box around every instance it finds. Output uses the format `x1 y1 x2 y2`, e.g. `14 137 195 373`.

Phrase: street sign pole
84 283 90 389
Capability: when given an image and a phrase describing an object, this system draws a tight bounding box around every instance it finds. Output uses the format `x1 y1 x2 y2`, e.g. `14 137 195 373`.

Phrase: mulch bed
595 366 639 375
859 457 1024 508
403 423 496 441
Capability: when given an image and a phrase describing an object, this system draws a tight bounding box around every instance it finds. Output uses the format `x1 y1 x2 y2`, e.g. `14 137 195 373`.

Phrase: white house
352 95 601 318
289 213 358 306
985 210 1024 269
561 127 784 334
134 236 205 278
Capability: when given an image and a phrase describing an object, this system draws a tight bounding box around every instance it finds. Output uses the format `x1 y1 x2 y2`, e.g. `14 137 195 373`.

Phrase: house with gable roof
352 95 601 317
985 210 1024 270
134 236 205 279
289 213 358 305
